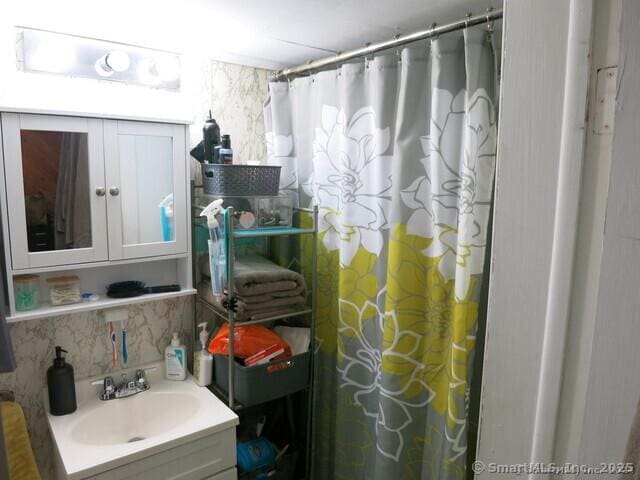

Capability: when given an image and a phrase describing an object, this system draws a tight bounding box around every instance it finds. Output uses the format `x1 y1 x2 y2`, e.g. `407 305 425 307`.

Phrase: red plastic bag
208 323 292 360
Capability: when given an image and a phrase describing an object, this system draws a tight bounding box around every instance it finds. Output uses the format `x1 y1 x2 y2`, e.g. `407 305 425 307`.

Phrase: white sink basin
71 391 201 445
45 362 238 480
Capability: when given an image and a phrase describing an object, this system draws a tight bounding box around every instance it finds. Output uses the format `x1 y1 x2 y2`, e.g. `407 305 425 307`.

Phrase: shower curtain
55 132 91 249
264 27 498 479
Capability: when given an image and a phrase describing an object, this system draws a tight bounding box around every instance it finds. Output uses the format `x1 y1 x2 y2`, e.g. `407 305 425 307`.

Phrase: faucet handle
92 376 115 400
135 367 156 390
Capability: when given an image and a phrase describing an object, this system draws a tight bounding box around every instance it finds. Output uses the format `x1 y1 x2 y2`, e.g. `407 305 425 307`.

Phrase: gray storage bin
202 164 281 196
214 351 310 407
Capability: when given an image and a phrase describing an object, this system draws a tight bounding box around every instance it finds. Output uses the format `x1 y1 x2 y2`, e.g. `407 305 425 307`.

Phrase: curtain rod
270 7 503 81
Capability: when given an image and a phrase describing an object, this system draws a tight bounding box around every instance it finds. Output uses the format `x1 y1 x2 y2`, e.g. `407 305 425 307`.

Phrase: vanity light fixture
21 28 181 90
95 51 131 77
28 37 76 74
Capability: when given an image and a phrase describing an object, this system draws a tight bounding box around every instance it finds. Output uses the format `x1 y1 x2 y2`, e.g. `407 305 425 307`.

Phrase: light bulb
95 51 130 77
154 55 180 81
105 51 130 72
137 59 160 86
29 39 76 73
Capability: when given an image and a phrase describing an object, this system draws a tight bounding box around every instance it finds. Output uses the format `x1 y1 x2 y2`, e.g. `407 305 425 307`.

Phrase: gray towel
620 395 640 479
0 269 15 373
199 255 306 296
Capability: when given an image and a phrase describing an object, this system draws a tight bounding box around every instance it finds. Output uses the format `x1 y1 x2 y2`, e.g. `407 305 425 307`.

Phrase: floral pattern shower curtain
264 28 498 480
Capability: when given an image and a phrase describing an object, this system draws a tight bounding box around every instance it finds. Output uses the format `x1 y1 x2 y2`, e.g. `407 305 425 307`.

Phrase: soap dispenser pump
47 346 77 416
165 332 187 381
194 322 213 387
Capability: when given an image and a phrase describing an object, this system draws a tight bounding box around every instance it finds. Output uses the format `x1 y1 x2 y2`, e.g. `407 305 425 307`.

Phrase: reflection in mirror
118 135 174 245
21 130 92 253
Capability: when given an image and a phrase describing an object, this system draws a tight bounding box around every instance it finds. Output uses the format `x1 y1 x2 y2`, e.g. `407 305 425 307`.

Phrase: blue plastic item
236 438 277 474
160 206 173 241
159 193 174 242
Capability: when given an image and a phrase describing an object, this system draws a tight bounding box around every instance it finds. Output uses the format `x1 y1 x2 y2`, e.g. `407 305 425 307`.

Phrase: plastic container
202 164 281 196
13 274 40 311
46 275 81 306
213 351 310 407
237 438 277 473
258 196 293 228
238 451 299 480
212 196 292 230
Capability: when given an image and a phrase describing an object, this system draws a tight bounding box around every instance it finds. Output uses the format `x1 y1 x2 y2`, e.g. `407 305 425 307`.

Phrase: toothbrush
121 320 128 365
109 322 118 368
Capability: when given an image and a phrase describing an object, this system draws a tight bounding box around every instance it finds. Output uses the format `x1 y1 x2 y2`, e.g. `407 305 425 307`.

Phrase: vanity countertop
45 361 238 479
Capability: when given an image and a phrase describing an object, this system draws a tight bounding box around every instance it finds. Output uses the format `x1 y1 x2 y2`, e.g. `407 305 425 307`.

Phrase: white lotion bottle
165 332 187 381
194 322 213 387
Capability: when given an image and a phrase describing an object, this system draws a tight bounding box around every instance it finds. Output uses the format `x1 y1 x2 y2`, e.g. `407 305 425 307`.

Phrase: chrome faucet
92 367 157 401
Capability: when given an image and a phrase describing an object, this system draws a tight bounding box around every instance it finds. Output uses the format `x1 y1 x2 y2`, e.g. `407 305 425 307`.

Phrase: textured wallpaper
0 57 269 480
0 297 194 479
190 59 270 184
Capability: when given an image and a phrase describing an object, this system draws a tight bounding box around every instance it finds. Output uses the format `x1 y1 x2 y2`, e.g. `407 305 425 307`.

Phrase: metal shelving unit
191 183 318 478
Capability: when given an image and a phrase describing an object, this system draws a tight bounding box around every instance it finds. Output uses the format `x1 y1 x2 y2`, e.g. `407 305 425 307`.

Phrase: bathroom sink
45 362 238 479
70 391 200 445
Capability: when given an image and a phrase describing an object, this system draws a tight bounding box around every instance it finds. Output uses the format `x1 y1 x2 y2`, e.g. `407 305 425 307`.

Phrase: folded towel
200 255 306 296
198 281 306 322
1 402 41 480
620 395 640 479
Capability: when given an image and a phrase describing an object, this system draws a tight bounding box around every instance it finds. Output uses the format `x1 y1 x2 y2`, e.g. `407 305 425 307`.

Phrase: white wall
564 0 640 466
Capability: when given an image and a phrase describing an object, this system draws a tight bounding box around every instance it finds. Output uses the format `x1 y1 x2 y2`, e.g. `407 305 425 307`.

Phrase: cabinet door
1 113 108 269
103 120 187 260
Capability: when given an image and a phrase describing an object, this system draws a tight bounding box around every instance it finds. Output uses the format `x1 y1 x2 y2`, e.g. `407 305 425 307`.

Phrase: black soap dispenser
47 346 77 416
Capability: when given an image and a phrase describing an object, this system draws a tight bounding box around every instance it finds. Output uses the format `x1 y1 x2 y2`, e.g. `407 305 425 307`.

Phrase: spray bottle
159 193 174 241
194 322 213 386
200 199 225 295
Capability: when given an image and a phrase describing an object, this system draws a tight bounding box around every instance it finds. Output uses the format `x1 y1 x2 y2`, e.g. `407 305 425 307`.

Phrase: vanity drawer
86 427 236 480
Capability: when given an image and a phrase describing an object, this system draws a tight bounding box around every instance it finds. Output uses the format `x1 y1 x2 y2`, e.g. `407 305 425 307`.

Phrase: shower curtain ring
465 13 472 29
430 22 438 39
485 7 495 33
363 42 373 69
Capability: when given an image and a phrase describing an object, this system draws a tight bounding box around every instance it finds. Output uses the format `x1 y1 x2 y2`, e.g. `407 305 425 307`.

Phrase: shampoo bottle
165 332 187 381
202 110 221 163
194 322 213 387
219 134 233 164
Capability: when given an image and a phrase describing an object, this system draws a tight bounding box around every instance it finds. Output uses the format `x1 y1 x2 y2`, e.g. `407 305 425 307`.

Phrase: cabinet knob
109 187 120 196
95 187 106 197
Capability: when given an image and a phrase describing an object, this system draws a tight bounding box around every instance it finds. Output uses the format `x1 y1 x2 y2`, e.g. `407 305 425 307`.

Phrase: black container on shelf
47 346 77 416
213 351 310 407
203 110 221 163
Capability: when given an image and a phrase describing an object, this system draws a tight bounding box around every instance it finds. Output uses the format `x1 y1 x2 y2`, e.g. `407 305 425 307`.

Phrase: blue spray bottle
200 199 225 295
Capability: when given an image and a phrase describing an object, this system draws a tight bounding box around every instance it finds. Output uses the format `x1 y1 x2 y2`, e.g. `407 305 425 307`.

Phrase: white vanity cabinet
1 113 188 268
103 120 187 260
2 113 109 269
0 112 194 321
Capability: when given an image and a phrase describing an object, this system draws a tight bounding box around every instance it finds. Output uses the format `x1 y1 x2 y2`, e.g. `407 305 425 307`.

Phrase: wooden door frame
477 0 595 474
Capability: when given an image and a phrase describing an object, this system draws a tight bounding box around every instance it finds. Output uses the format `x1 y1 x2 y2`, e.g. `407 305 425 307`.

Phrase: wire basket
202 164 281 196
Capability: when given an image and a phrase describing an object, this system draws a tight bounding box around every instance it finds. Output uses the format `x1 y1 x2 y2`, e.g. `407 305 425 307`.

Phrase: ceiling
197 0 503 69
3 0 502 71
